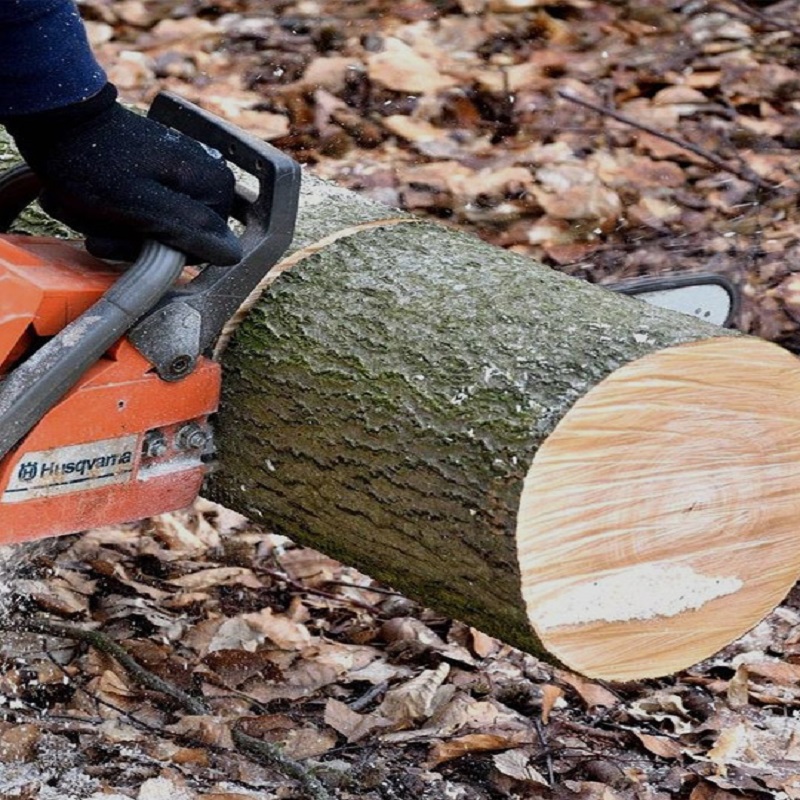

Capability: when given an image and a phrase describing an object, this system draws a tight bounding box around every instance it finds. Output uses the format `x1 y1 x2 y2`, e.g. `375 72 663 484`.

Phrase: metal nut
142 430 168 459
176 422 209 451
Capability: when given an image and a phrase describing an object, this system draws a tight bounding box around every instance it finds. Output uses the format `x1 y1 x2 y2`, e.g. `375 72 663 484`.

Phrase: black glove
3 84 241 265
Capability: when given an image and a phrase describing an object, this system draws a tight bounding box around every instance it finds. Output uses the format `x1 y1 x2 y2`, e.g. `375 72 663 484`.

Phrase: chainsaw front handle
129 93 302 381
0 93 300 460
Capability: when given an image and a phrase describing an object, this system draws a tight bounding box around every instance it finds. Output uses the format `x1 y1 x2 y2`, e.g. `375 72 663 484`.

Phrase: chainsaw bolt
176 423 209 451
142 430 168 459
168 355 193 377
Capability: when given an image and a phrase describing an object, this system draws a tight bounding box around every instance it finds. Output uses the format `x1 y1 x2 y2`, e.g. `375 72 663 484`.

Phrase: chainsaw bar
611 273 738 328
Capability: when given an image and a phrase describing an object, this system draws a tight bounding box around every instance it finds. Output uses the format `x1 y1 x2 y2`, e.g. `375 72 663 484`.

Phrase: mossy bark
0 129 734 662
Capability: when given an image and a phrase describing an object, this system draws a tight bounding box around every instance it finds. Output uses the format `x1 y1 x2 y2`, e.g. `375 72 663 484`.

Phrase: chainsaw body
0 95 300 544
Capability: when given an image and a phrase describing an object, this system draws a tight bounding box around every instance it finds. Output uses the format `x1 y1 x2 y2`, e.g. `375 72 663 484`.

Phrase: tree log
4 130 800 680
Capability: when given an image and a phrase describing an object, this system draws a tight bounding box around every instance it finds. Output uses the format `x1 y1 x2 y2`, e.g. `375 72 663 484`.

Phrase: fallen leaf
633 731 684 759
427 733 521 767
170 567 263 591
556 671 619 710
324 698 392 742
469 628 499 658
167 716 234 750
137 777 196 800
242 607 312 650
493 748 549 785
203 649 282 687
541 684 564 724
706 723 748 776
0 724 40 763
379 663 451 727
367 38 456 93
726 664 749 708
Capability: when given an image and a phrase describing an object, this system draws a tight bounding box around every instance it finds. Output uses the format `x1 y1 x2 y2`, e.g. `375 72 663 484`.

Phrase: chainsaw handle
147 92 299 262
0 240 185 462
0 165 186 312
129 93 302 380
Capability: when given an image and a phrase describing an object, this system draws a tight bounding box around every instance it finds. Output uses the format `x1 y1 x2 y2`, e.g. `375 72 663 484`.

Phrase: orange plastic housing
0 235 221 544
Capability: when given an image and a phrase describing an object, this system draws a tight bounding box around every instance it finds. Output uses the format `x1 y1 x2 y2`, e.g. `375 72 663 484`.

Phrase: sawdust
534 563 743 628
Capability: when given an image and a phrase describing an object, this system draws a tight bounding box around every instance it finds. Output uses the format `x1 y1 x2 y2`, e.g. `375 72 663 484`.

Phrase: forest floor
3 1 800 799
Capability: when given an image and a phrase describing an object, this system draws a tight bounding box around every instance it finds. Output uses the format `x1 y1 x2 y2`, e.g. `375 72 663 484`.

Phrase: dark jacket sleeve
0 0 107 117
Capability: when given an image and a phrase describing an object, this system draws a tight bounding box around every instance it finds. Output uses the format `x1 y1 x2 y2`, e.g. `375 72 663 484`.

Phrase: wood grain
518 336 800 679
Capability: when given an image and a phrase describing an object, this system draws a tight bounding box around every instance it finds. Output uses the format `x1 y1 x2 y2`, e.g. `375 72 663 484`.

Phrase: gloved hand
3 84 241 265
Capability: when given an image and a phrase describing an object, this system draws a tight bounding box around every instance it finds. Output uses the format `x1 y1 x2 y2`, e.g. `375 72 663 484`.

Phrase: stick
556 90 778 191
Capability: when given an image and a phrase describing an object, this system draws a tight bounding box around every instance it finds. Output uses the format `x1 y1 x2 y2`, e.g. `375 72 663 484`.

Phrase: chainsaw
0 93 300 544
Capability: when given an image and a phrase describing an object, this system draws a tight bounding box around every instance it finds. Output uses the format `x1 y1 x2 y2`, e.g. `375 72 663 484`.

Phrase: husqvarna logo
2 435 139 504
17 462 38 482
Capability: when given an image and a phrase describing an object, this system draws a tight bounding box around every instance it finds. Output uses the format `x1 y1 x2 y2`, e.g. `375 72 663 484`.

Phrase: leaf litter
1 500 800 798
5 0 800 797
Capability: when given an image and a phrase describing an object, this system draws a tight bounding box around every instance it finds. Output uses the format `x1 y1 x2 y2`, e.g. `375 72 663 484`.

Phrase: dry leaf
201 795 257 800
726 664 750 708
469 628 499 658
137 777 196 800
207 617 264 653
167 716 234 750
367 38 456 93
556 671 618 710
145 740 208 767
203 649 281 687
379 663 451 727
706 723 748 775
281 727 339 759
384 116 445 144
628 692 693 734
276 548 343 587
170 567 263 591
427 733 520 767
0 725 40 763
633 731 684 759
324 698 392 742
541 684 564 724
747 660 800 684
302 56 360 93
493 748 549 785
14 579 88 616
242 608 312 650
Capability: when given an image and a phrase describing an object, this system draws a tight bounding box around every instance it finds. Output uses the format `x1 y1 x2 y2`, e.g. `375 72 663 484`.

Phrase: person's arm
0 0 105 115
0 1 241 265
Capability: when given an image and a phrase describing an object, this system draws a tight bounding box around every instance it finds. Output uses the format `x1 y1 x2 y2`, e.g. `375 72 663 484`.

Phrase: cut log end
518 336 800 680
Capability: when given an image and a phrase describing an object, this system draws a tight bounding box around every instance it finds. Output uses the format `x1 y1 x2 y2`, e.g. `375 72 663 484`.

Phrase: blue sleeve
0 0 107 116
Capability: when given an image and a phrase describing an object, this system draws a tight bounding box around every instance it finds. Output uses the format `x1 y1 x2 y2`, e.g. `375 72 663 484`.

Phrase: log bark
4 129 800 680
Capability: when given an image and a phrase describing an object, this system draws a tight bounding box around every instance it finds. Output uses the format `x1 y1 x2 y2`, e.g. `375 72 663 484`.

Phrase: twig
4 614 331 800
533 717 555 786
722 0 800 37
38 649 288 795
556 90 778 191
260 566 379 612
348 680 389 713
323 580 407 598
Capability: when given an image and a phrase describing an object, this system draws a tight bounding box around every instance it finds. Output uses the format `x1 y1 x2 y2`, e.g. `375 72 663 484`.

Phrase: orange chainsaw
0 93 300 545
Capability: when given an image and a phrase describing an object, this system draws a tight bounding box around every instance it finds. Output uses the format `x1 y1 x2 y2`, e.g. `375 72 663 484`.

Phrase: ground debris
0 498 798 798
6 1 800 797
